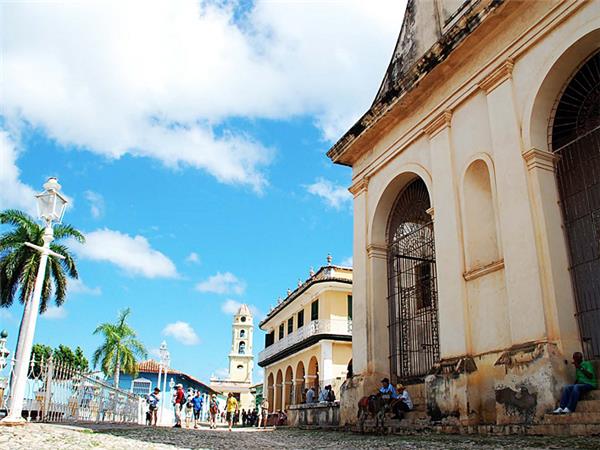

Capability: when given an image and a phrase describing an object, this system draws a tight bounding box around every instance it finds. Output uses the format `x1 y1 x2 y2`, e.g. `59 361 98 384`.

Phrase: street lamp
157 341 170 425
1 178 69 425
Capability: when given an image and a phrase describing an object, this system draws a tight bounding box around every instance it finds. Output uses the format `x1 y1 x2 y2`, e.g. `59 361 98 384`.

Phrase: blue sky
0 0 405 383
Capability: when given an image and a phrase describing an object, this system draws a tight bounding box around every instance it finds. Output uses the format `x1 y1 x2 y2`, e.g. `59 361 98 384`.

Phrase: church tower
228 304 254 383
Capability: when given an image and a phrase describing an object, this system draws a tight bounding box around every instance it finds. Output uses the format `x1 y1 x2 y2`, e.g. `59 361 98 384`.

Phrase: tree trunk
114 350 120 388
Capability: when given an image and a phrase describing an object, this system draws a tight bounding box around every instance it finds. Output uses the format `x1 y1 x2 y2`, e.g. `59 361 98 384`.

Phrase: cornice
423 110 452 138
523 147 558 172
479 59 514 93
349 177 369 197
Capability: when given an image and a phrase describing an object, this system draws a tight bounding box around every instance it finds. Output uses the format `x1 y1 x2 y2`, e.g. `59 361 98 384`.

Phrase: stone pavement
0 423 597 449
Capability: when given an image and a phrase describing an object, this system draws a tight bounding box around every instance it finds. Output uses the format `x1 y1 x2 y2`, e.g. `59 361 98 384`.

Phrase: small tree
92 308 147 388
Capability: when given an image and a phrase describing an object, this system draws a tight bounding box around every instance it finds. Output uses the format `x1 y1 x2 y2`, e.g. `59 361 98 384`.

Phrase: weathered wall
287 402 340 428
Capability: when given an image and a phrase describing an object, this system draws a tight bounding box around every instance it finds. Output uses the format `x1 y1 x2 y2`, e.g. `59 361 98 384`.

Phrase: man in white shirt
392 383 413 419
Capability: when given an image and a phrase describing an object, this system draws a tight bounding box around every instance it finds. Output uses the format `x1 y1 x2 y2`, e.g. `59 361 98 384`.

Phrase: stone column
425 110 470 358
349 179 369 375
366 242 390 376
479 61 546 345
320 340 333 386
522 148 579 355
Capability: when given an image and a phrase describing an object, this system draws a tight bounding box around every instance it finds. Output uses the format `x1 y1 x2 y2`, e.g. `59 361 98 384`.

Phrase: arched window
238 341 246 354
463 159 499 270
387 178 439 382
240 329 246 338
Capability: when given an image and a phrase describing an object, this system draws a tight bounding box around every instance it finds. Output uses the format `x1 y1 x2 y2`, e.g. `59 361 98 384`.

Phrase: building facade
259 261 353 412
210 304 255 411
328 0 600 426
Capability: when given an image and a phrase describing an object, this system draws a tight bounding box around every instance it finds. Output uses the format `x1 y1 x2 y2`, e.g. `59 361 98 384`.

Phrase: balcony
258 318 352 365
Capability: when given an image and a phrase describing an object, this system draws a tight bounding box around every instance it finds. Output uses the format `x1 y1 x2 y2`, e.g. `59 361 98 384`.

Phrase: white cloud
221 299 261 318
306 178 352 210
42 305 67 320
1 1 405 191
340 256 353 267
196 272 245 295
186 252 200 264
69 277 102 296
71 228 178 278
84 190 105 219
162 321 200 346
0 131 37 215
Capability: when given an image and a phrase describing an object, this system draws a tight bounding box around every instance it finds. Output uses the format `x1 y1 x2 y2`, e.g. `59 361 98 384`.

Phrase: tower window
241 316 247 322
240 329 246 338
237 365 243 369
239 341 246 354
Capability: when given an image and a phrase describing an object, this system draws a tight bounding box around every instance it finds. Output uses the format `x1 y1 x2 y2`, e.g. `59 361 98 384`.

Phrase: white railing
0 355 144 424
259 319 351 364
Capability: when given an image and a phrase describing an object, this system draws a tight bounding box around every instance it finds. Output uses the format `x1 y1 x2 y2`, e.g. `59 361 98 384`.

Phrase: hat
396 383 405 390
381 378 390 383
176 383 183 388
154 387 161 392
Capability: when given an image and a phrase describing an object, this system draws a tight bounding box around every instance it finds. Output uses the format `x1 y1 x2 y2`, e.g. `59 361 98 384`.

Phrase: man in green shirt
553 352 597 414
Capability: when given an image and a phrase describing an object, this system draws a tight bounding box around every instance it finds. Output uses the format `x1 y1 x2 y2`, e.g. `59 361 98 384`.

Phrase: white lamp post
1 178 68 425
157 341 170 425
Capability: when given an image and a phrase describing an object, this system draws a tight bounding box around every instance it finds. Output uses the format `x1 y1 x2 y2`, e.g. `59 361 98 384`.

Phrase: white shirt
400 389 413 410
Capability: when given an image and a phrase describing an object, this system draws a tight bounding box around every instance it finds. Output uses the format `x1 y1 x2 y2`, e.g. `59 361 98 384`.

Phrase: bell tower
229 304 253 383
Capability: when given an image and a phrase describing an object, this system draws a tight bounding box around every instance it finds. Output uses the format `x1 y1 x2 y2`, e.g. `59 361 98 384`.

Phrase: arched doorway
552 50 600 359
307 356 319 395
267 373 274 412
387 177 439 383
275 370 283 411
284 366 293 409
295 361 305 404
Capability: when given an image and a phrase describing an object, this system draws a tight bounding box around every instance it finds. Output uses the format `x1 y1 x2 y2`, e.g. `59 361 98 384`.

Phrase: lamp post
157 341 170 425
1 178 68 425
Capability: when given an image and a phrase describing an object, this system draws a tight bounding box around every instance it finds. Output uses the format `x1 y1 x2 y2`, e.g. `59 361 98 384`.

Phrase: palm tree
0 209 84 313
92 308 147 388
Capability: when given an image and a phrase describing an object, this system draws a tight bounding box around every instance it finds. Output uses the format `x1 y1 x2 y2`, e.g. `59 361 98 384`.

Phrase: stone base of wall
339 342 590 430
287 402 340 428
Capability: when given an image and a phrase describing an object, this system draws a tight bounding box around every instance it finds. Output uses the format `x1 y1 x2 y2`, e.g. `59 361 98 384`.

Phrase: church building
329 0 600 428
210 304 255 411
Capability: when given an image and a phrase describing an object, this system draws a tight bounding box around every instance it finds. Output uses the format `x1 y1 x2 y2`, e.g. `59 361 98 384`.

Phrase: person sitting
379 377 406 420
394 384 413 418
553 352 597 414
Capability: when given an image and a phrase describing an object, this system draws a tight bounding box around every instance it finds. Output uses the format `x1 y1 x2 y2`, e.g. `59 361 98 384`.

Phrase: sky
0 0 406 384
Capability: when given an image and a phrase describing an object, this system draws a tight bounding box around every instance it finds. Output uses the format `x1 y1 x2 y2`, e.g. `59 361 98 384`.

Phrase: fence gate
552 50 600 359
387 178 440 383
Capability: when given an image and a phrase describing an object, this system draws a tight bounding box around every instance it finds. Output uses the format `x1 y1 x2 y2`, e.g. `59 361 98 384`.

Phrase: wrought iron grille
387 178 440 383
553 50 600 359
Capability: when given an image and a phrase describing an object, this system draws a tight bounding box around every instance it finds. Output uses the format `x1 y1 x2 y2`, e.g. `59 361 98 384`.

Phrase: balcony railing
259 319 352 364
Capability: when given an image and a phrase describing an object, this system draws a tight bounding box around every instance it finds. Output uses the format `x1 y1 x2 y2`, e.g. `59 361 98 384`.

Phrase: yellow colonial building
259 260 352 413
329 0 600 429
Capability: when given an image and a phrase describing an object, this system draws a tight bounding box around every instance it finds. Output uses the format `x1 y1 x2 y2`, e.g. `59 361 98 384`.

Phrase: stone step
543 412 600 424
576 399 600 413
584 390 600 400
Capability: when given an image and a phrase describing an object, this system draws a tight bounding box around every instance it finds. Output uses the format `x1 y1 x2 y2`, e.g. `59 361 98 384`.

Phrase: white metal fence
0 355 144 424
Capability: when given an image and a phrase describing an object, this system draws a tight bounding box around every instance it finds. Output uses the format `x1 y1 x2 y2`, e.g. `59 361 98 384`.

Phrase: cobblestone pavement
0 423 597 449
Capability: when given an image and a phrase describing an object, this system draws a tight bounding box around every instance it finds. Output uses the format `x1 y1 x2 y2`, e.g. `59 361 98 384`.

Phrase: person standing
553 352 597 414
241 408 247 427
184 388 195 429
146 387 160 426
209 394 219 429
259 397 269 428
192 391 203 429
318 385 330 402
226 392 239 432
306 386 316 404
173 384 185 428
